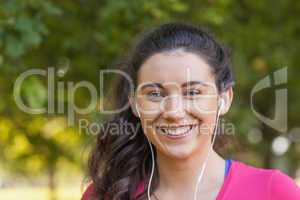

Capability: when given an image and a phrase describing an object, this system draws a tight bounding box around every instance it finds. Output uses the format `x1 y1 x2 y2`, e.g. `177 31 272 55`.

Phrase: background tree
0 0 299 199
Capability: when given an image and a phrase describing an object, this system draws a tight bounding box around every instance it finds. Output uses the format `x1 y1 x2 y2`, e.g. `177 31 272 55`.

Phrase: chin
159 142 198 160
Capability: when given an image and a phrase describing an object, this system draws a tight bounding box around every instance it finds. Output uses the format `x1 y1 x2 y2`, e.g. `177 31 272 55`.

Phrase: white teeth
159 125 193 136
166 126 190 135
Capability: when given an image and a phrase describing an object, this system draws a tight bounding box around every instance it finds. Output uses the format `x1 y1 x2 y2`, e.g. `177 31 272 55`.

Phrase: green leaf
22 30 42 47
5 35 25 58
15 17 34 33
22 77 47 109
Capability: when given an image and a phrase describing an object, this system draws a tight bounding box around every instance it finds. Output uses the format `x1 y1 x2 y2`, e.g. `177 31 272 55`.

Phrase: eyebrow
181 80 209 87
140 81 209 90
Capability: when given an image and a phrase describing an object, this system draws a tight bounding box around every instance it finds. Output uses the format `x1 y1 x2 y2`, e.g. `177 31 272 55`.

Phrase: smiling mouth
155 124 200 139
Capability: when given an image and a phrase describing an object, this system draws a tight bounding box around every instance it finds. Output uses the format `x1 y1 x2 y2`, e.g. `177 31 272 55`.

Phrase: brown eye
148 91 162 97
184 89 202 96
146 90 164 101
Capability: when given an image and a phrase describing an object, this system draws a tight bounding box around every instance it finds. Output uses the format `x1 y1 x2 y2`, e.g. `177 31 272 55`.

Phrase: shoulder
269 169 300 200
81 183 94 200
231 160 276 183
230 160 300 199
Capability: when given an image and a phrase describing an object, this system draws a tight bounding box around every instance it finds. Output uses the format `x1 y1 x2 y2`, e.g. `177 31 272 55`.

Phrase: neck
155 142 225 195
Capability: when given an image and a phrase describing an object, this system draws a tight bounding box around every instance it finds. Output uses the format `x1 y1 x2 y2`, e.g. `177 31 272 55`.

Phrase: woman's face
135 49 222 159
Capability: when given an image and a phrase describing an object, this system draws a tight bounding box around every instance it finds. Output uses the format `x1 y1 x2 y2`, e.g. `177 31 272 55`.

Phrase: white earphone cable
147 138 155 200
193 100 222 200
135 102 155 200
137 99 223 200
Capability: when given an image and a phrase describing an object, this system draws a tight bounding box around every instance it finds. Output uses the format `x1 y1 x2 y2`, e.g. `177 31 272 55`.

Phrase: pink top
81 160 300 200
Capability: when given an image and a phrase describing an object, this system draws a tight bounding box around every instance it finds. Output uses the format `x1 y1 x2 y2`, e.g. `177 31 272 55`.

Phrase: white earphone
219 98 225 112
135 101 141 118
135 97 225 200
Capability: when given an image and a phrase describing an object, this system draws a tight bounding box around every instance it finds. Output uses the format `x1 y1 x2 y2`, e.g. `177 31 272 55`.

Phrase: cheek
186 97 218 114
141 118 168 153
137 100 163 141
139 111 159 139
141 113 160 134
185 99 218 134
137 100 161 117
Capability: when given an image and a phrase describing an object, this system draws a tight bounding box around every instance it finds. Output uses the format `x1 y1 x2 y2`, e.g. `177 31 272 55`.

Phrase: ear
128 95 139 118
219 87 233 116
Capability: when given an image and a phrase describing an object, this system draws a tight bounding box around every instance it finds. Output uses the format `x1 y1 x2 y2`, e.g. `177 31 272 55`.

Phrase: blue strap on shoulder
224 159 232 178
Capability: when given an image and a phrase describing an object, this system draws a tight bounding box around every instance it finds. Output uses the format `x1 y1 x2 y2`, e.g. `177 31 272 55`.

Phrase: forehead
137 50 215 89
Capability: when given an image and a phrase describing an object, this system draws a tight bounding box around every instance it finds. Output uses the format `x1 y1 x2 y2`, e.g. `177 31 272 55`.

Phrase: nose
161 94 185 121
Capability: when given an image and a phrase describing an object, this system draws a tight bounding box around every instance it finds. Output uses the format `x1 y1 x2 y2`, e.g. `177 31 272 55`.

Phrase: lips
156 124 200 138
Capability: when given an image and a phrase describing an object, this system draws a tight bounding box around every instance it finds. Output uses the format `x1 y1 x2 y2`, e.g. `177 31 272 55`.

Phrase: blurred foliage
0 0 300 198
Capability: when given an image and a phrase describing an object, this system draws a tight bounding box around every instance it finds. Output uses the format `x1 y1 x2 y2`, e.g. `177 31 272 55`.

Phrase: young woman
81 22 300 200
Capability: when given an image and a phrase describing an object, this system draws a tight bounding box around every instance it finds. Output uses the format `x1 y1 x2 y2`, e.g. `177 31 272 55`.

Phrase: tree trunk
48 165 57 200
